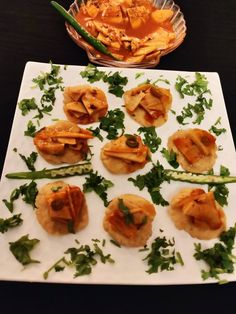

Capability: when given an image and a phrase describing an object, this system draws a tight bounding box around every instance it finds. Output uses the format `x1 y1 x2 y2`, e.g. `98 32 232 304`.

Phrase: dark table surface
1 0 236 313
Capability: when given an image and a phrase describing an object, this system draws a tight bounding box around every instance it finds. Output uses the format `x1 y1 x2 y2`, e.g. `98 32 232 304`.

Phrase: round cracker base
34 120 89 165
37 148 85 165
35 181 88 235
103 194 156 247
168 188 226 240
168 130 217 173
100 145 149 175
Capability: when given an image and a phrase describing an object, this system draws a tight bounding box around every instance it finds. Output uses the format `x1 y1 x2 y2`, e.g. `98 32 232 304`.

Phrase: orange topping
173 137 204 164
108 210 137 239
48 185 83 224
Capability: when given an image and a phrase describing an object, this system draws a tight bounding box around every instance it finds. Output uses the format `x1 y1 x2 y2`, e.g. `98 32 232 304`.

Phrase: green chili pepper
51 1 118 60
5 162 92 180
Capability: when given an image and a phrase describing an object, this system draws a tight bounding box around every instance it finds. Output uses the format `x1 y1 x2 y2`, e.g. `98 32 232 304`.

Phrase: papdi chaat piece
169 188 226 240
100 134 150 174
124 84 172 127
103 194 156 246
63 85 108 124
77 0 176 62
168 128 217 173
33 120 93 165
35 181 88 235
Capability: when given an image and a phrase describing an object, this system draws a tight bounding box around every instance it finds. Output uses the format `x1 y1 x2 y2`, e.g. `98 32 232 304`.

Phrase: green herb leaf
99 108 125 139
209 117 226 136
18 98 38 116
24 120 37 137
80 63 106 83
161 148 179 169
143 236 183 274
43 257 69 279
19 181 38 207
9 234 40 266
208 166 230 206
2 188 21 212
83 171 113 206
19 152 38 171
128 162 169 206
0 214 23 233
33 61 63 89
103 71 128 97
44 240 114 279
118 198 133 225
194 224 236 281
175 73 212 125
110 239 121 247
80 65 128 97
3 181 38 212
88 126 104 141
137 126 161 153
175 73 209 98
135 72 144 79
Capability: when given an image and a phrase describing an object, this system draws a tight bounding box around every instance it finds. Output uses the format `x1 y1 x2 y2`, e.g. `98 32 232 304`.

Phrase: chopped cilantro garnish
137 126 161 153
83 171 114 206
99 108 125 139
143 235 183 274
19 151 38 171
175 75 189 98
128 162 169 206
210 125 226 136
135 72 144 79
176 91 213 125
32 61 63 89
118 198 133 225
24 120 37 137
9 234 40 266
19 181 38 207
88 127 104 141
175 73 213 125
0 214 23 233
80 63 105 83
80 64 128 97
43 257 68 279
2 181 38 212
194 224 236 281
18 62 64 125
161 148 179 169
43 239 114 279
209 117 226 136
2 187 21 212
18 98 38 115
175 73 209 98
110 239 121 248
208 166 230 206
103 71 128 97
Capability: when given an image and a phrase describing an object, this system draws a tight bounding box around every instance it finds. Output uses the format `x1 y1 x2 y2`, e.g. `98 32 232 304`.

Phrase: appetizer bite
76 0 176 62
168 128 217 173
124 84 172 127
169 188 226 240
35 181 88 235
101 134 150 174
63 85 108 124
103 194 156 246
34 120 93 164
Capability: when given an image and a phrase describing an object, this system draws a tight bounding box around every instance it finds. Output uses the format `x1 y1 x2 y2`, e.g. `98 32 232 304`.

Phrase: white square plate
0 61 236 285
